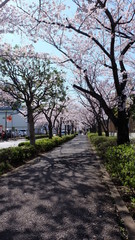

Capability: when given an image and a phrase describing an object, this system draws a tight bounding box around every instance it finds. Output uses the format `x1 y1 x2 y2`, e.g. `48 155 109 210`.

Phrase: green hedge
19 135 75 149
0 134 76 175
87 132 117 157
87 133 135 190
25 134 49 140
105 145 135 189
0 145 37 175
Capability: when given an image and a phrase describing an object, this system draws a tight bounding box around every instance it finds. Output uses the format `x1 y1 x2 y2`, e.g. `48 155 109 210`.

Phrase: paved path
0 135 122 240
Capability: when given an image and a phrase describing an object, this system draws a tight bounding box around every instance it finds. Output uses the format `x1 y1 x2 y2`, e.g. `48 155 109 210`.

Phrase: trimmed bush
87 132 117 157
105 144 135 189
88 132 135 189
18 141 30 147
35 138 55 152
25 134 49 140
0 161 12 175
0 145 37 164
0 134 76 175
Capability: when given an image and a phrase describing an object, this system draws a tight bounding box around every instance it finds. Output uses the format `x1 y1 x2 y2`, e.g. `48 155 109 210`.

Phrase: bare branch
0 0 9 8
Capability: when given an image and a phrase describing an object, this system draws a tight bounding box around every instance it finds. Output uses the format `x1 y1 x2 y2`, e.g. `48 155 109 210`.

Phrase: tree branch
0 0 9 8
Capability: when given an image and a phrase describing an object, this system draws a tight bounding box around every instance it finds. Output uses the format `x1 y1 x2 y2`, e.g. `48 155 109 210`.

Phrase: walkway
0 135 122 240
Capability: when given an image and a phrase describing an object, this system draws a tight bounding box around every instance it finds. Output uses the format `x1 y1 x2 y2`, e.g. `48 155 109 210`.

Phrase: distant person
1 130 5 140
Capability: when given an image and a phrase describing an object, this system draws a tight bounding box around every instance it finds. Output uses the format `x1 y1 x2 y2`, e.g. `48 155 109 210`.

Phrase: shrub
0 161 12 175
96 138 117 157
18 141 30 147
87 133 117 156
0 145 37 166
88 133 135 189
25 134 49 140
35 138 55 152
105 145 135 189
0 134 76 175
52 136 63 146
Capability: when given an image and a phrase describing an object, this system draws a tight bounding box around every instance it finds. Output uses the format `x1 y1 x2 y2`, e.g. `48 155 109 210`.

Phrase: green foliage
10 146 37 166
25 134 49 140
97 139 117 158
87 132 117 157
0 145 37 175
0 50 67 147
88 133 135 190
0 161 12 175
0 134 76 175
105 145 135 189
131 197 135 207
35 138 55 152
87 132 98 139
18 141 30 147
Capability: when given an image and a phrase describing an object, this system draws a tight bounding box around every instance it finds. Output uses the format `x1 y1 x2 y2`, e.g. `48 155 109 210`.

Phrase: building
109 117 135 137
0 106 27 135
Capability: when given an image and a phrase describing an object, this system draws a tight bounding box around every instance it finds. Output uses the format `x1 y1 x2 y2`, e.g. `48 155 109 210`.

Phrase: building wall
109 117 135 134
0 112 27 131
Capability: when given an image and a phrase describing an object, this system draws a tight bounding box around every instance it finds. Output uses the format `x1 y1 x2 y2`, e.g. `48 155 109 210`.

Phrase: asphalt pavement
0 138 26 149
0 135 122 240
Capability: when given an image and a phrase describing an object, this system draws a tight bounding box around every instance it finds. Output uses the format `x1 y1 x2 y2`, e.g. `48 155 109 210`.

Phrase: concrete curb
1 156 41 177
101 163 135 240
91 145 135 240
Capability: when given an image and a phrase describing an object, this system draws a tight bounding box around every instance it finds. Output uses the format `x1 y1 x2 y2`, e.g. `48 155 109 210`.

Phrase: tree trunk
97 119 102 136
90 124 96 133
67 125 70 135
102 118 109 137
48 121 53 139
59 122 62 137
27 109 35 146
105 131 109 137
117 110 130 145
44 126 48 135
56 127 59 136
71 122 74 134
65 125 67 135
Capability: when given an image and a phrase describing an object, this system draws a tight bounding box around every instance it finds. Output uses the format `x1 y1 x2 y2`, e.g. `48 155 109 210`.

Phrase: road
0 138 26 149
0 135 122 240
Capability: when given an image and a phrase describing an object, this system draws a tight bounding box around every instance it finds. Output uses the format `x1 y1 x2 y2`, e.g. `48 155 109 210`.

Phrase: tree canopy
0 0 135 144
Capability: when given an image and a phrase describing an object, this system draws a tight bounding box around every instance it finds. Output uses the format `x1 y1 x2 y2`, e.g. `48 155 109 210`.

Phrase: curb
91 145 135 240
1 156 41 177
0 137 75 178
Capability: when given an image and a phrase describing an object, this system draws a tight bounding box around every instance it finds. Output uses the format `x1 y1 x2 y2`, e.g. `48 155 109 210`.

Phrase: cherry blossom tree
79 95 103 135
75 67 116 136
0 0 9 8
2 0 135 144
37 71 67 138
0 0 16 35
0 45 60 145
79 106 97 133
56 98 83 135
22 0 135 144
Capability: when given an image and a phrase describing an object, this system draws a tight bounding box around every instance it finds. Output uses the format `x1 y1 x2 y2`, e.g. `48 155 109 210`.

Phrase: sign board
7 115 12 122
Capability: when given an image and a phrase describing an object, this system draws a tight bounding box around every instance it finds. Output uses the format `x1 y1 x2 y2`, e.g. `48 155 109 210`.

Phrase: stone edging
91 144 135 240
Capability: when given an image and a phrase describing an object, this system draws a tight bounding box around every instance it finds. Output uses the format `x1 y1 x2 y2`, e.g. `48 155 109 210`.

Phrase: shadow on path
0 135 122 240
